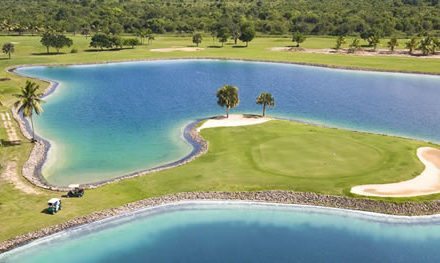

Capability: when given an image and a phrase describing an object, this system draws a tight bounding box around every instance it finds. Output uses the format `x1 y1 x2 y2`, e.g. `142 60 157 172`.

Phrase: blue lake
17 60 440 185
2 202 440 262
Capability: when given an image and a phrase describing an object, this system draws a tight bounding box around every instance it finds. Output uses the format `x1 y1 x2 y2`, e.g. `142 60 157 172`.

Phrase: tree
2 43 14 59
148 34 155 45
217 27 229 47
90 33 113 50
40 31 54 54
387 37 399 52
349 38 361 53
136 29 146 44
80 26 91 39
334 36 346 50
256 92 275 117
434 38 440 54
52 34 73 53
145 29 154 45
369 34 380 50
291 31 306 47
239 23 255 47
14 81 45 142
192 33 202 47
216 85 239 118
40 32 73 54
361 30 381 50
418 36 435 55
124 38 140 48
230 24 241 45
111 36 123 49
406 37 418 55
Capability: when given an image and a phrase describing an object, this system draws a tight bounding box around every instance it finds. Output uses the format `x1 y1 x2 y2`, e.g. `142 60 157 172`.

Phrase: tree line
0 0 438 38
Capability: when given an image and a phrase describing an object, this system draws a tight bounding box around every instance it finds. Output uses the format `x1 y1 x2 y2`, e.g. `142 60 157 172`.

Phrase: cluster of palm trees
216 85 275 118
335 35 439 55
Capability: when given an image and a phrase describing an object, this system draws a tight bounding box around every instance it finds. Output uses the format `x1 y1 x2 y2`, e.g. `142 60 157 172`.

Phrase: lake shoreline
3 191 440 253
8 59 439 190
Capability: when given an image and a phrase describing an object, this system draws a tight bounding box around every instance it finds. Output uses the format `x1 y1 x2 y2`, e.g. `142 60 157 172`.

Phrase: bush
70 48 78 53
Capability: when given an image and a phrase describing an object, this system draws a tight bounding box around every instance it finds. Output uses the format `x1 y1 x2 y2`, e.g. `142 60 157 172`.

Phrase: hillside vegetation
0 0 439 37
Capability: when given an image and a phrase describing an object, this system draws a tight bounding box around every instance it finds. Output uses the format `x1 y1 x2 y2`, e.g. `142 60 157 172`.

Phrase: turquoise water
3 202 440 262
17 60 440 185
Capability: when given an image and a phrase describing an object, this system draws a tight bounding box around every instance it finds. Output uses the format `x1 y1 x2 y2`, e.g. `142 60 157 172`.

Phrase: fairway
0 35 439 244
1 120 432 242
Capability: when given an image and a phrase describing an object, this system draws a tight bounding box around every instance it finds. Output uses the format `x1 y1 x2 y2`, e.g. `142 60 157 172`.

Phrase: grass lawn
0 120 436 241
0 35 439 242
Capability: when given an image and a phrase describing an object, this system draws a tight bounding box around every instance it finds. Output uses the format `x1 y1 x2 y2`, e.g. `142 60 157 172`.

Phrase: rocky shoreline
3 190 440 253
8 59 439 191
10 67 209 191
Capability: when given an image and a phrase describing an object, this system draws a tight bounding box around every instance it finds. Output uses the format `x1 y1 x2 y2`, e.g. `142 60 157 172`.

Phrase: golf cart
67 184 85 198
47 198 62 214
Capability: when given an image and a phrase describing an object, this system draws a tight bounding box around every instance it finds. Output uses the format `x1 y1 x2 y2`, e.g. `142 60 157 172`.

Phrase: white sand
197 114 272 132
150 47 204 52
351 147 440 197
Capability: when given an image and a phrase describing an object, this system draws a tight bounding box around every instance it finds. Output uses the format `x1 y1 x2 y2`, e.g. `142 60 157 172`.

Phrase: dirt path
1 162 41 195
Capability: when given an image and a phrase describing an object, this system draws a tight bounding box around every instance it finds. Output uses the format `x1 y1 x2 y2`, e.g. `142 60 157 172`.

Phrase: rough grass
0 120 436 241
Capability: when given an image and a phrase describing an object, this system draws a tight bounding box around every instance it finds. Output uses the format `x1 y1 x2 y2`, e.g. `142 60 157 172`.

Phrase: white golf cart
47 198 62 214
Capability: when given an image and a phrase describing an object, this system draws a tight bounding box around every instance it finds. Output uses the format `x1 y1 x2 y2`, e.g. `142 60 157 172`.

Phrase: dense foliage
0 0 438 37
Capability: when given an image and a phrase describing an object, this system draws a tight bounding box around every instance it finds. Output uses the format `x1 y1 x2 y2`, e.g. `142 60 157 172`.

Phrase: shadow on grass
84 48 131 52
40 208 51 215
232 45 247 48
207 45 223 48
31 52 66 56
1 140 23 147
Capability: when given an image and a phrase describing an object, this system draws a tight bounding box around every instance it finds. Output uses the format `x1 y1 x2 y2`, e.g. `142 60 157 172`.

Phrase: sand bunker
150 47 204 52
197 114 272 132
351 147 440 197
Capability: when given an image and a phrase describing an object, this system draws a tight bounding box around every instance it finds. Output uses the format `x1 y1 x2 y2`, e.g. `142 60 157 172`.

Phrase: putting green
252 134 382 178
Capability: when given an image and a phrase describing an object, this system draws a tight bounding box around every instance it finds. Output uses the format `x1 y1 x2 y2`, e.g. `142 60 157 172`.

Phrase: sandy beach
351 147 440 197
197 114 272 132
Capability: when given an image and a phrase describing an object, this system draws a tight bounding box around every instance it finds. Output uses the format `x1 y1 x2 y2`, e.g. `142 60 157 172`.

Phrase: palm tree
216 85 239 118
406 37 418 55
418 36 434 55
335 36 346 50
14 81 45 142
349 38 361 53
2 43 14 59
256 92 275 117
387 37 399 52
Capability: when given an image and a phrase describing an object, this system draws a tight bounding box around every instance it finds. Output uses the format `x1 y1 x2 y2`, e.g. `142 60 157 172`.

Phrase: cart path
1 161 41 195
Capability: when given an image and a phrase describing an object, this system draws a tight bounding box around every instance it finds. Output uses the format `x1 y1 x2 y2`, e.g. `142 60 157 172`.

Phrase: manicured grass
0 35 439 242
0 120 435 241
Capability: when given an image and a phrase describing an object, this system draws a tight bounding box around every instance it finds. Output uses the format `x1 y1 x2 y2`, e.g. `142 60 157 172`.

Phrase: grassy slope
0 120 435 241
0 35 439 241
